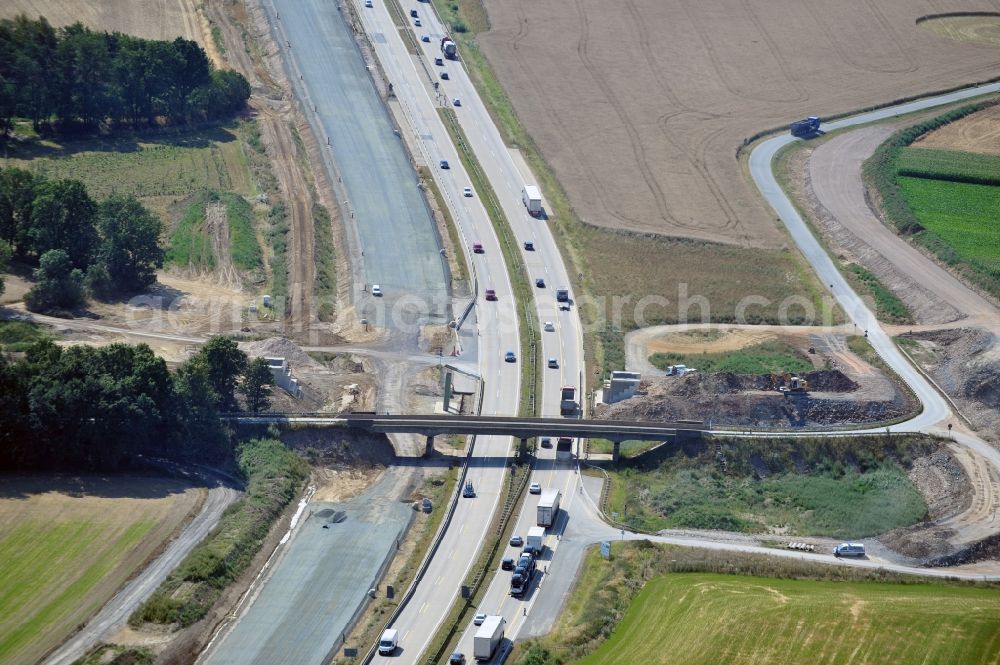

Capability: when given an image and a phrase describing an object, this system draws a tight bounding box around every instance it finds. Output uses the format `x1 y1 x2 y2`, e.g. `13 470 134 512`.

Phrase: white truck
525 525 545 555
473 615 505 661
378 628 398 655
522 185 542 216
537 488 561 527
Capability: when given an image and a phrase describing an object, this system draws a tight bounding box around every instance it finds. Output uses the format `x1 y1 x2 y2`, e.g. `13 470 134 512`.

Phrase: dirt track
477 0 1000 248
808 126 1000 328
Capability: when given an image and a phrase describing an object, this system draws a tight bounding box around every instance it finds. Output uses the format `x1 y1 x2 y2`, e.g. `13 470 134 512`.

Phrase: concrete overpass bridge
229 413 704 459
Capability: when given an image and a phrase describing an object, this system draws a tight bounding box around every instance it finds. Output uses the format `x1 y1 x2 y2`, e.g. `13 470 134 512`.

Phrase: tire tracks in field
861 0 918 74
801 2 913 75
570 0 677 230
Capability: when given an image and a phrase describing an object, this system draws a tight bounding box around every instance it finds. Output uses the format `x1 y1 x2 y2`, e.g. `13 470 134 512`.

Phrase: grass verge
602 435 935 537
0 319 50 352
221 192 262 272
845 263 913 324
418 165 468 282
74 645 155 665
437 108 539 416
130 437 308 628
313 203 337 321
648 340 812 375
512 541 1000 665
167 193 216 269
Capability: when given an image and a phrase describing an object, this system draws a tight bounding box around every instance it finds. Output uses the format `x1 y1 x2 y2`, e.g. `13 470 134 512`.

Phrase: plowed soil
914 103 1000 155
477 0 1000 247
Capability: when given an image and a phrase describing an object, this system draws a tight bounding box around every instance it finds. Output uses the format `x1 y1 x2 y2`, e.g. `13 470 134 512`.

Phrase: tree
192 336 247 410
240 357 274 414
173 357 230 461
92 194 163 297
29 179 96 268
0 240 9 297
0 167 38 255
25 248 84 312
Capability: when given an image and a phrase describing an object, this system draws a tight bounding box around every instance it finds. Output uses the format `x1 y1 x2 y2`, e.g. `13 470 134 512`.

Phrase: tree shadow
0 472 200 500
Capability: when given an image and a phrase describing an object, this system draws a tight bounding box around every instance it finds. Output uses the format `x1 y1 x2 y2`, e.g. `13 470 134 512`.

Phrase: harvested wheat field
478 0 1000 248
0 476 201 665
0 0 204 44
914 102 1000 154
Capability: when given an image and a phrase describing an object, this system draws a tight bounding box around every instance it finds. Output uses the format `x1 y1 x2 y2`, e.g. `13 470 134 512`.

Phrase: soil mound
240 336 321 369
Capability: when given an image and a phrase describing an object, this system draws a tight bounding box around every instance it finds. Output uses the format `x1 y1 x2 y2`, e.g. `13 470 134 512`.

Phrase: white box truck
537 488 561 527
525 525 545 555
474 615 505 661
522 185 542 216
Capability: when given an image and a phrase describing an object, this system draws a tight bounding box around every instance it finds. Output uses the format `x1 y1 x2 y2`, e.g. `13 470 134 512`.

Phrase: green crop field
648 340 812 375
0 477 197 665
897 147 1000 186
897 177 1000 271
577 572 1000 665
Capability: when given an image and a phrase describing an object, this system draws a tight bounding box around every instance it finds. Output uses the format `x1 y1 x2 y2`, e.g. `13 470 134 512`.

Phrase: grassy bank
0 320 50 352
313 203 337 321
166 193 216 269
513 541 1000 665
846 263 913 324
603 435 935 537
130 437 308 628
648 340 812 375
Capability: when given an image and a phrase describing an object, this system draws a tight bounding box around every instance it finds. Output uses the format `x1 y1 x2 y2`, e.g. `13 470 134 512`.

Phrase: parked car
371 284 383 297
440 159 450 169
535 277 545 287
509 534 523 547
504 351 517 363
473 612 487 626
472 241 484 254
484 289 497 301
529 482 541 494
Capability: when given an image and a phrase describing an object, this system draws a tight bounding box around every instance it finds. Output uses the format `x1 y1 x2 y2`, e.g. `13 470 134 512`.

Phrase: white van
379 628 398 655
833 543 866 557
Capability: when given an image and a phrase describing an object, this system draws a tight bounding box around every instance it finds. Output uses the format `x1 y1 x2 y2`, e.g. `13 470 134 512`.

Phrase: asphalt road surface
266 0 449 315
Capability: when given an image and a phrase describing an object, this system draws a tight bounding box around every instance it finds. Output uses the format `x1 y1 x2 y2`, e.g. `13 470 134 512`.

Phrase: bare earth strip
477 0 1000 248
808 126 1000 328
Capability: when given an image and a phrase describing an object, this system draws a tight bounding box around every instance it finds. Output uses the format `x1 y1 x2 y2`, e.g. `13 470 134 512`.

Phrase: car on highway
371 284 383 297
450 652 465 665
435 56 443 66
504 351 516 363
440 159 450 169
473 612 487 626
529 482 541 494
472 241 484 254
523 240 534 250
410 8 418 16
543 321 555 332
441 71 450 80
547 357 558 368
364 0 372 6
421 34 430 42
453 97 461 106
540 437 552 448
414 17 422 26
509 534 523 547
535 277 545 287
462 481 475 498
484 289 497 301
501 557 515 570
463 186 472 197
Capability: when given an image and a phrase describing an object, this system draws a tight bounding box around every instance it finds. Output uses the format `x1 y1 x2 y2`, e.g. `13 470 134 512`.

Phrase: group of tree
0 15 250 134
0 336 274 472
0 166 163 310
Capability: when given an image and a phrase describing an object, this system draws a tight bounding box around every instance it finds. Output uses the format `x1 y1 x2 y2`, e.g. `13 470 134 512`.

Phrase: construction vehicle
474 616 505 660
790 116 821 138
559 385 577 415
440 37 457 59
537 488 562 526
522 185 542 216
772 372 808 394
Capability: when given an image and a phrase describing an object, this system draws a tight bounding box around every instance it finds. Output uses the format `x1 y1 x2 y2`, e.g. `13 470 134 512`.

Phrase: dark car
462 481 475 498
484 289 497 301
504 351 517 363
450 652 465 665
501 557 515 571
535 278 545 287
540 437 552 448
440 159 450 169
523 240 534 250
441 72 450 80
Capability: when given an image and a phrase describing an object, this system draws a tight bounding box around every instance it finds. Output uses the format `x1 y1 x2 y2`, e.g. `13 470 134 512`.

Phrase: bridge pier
612 440 621 463
425 434 435 457
519 438 528 458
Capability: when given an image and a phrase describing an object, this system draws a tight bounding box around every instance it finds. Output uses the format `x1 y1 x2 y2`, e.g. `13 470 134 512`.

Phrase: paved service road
266 0 449 314
202 471 413 665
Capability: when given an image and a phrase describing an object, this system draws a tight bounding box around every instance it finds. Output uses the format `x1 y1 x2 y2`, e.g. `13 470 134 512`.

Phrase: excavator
771 372 808 395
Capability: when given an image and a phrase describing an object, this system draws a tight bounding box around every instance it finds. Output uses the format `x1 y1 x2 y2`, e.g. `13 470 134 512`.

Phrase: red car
472 242 484 254
484 289 497 301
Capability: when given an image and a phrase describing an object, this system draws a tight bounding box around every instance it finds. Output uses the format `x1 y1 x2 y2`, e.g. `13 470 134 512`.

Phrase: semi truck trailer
522 185 542 216
537 488 561 527
474 615 505 661
560 385 577 415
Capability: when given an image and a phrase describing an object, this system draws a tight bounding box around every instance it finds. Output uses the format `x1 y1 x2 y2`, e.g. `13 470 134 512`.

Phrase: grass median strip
437 107 539 417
